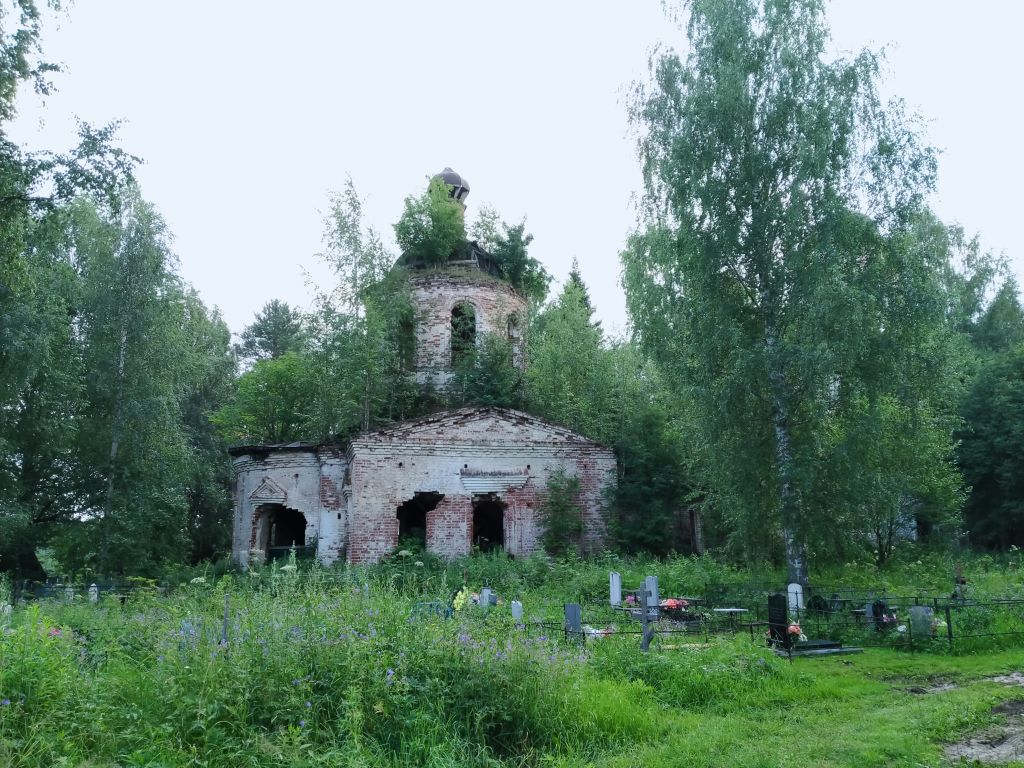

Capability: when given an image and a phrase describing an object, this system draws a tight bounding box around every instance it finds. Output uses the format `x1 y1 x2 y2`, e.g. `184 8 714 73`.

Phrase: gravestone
871 600 889 631
480 588 493 608
564 603 582 641
88 584 99 604
609 572 622 606
640 586 655 652
909 605 933 639
768 593 790 649
511 600 523 623
787 583 804 614
644 575 659 609
64 586 74 603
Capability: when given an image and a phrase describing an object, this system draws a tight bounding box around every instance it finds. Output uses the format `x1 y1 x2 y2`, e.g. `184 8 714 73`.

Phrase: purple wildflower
305 700 312 708
1 699 10 706
299 719 306 728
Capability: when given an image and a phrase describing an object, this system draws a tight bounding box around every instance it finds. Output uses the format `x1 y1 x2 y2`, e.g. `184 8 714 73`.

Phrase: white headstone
609 572 622 606
88 584 99 603
480 588 493 607
511 600 523 622
787 583 803 614
64 585 74 603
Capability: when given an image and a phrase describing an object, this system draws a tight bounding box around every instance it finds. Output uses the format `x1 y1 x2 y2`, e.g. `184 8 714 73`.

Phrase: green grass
2 556 1023 766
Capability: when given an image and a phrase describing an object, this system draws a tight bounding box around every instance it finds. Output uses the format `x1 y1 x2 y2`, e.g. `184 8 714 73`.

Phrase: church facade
230 170 617 566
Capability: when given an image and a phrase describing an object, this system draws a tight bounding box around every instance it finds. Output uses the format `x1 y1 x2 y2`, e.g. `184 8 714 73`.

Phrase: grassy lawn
572 647 1024 767
2 557 1022 766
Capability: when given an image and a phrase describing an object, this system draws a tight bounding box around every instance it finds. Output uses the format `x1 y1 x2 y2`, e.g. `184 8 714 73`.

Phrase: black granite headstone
768 593 790 649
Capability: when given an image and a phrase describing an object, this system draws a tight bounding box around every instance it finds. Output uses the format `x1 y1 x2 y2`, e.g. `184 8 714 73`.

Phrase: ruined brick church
230 170 617 566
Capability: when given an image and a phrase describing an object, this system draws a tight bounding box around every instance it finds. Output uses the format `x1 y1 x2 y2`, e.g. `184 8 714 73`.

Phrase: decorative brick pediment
362 407 604 447
249 476 287 504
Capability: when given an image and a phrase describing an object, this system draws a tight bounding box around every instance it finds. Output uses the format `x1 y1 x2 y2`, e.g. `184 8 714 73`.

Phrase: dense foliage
234 299 308 364
538 467 584 555
623 0 969 578
393 177 466 268
4 0 1024 585
1 3 235 577
958 348 1024 549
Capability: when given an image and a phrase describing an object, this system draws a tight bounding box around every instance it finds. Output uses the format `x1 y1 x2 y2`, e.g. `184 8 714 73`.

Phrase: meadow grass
1 554 1022 766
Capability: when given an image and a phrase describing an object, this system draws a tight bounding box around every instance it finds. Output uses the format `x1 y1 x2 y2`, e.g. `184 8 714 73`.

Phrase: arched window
398 313 416 371
451 302 476 366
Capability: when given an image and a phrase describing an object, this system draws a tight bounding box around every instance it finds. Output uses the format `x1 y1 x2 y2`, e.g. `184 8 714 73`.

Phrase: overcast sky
10 1 1024 338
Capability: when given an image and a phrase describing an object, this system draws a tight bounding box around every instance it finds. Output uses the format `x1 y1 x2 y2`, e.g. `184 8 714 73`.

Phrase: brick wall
231 409 617 568
345 408 617 564
230 450 348 567
410 269 527 388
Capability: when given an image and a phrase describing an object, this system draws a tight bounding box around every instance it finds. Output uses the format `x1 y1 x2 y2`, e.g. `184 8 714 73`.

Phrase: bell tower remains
401 168 528 390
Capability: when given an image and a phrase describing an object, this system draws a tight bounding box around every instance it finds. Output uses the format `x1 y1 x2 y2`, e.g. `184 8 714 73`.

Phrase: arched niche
451 301 477 366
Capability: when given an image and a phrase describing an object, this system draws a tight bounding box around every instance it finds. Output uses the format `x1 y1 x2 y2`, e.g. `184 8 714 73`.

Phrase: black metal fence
8 574 1024 654
699 580 1024 650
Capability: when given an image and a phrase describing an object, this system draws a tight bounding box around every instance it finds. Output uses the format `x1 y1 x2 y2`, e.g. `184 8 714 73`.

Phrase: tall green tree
0 208 84 576
1 2 138 575
317 179 419 434
67 191 195 574
235 299 307 363
604 345 699 556
970 279 1024 355
180 291 237 562
625 0 951 581
211 351 316 445
527 273 614 441
471 208 551 304
958 347 1024 550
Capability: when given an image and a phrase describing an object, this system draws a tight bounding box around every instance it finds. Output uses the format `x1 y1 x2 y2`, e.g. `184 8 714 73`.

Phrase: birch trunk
767 327 808 586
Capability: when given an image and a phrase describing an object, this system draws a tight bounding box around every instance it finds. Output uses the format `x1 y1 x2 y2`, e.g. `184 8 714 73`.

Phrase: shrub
540 467 584 556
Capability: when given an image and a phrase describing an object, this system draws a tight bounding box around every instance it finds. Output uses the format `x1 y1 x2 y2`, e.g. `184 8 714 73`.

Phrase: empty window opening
451 302 476 366
396 492 445 549
507 313 523 367
255 504 309 561
472 494 505 552
398 313 416 371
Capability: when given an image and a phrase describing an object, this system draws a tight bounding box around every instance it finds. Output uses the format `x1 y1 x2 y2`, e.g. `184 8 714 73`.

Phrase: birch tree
625 0 945 581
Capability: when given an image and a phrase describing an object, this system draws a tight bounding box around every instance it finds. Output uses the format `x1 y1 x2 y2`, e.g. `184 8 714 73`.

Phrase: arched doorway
254 504 308 561
396 492 445 550
472 495 505 552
